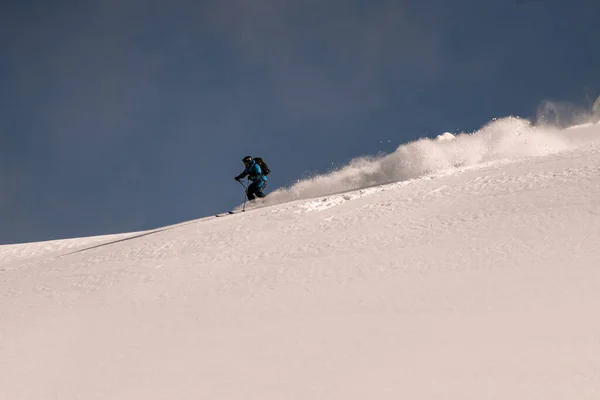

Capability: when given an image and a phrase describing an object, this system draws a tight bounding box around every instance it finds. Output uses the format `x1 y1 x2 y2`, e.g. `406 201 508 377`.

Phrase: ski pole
237 179 248 211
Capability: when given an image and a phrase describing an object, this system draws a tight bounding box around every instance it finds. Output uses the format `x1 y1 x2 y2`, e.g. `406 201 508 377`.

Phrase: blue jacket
238 160 267 183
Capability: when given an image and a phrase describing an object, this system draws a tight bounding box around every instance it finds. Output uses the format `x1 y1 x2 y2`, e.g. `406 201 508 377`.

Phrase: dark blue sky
1 0 599 244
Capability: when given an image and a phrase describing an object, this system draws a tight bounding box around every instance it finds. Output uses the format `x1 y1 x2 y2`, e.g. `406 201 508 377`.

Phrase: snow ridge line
59 228 173 257
58 209 253 257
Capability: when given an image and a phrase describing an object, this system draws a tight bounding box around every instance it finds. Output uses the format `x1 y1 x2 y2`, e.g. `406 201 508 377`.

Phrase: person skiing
235 156 268 201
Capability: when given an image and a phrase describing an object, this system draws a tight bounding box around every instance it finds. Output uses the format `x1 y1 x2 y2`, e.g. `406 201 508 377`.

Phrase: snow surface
2 119 600 399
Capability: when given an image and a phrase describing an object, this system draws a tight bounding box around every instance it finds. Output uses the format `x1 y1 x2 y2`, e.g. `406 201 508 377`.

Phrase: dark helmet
242 156 253 165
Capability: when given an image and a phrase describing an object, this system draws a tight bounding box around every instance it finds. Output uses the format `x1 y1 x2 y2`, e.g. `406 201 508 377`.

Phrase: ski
215 210 244 217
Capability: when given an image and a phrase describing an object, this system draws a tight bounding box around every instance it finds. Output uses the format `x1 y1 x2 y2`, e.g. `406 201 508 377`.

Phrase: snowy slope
1 121 600 400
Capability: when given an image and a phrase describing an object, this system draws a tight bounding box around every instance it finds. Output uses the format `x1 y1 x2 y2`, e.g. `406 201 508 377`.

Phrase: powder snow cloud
257 116 600 207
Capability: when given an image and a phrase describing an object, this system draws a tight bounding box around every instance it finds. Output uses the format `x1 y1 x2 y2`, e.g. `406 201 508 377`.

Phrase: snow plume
261 116 600 207
535 99 598 128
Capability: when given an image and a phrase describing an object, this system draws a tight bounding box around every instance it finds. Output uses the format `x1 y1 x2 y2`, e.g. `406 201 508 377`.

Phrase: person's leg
247 182 258 200
255 181 267 198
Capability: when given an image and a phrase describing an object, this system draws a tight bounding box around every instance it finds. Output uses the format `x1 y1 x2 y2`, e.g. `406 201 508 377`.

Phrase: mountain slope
1 124 600 400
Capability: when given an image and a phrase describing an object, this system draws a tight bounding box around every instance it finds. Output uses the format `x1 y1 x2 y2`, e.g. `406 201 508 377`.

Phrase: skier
235 156 268 201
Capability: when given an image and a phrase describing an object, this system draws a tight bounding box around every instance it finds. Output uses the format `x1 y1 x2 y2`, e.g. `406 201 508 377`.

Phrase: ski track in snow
1 120 600 399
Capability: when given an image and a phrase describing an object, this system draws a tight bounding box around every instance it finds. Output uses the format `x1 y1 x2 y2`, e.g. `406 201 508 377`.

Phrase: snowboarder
235 156 268 201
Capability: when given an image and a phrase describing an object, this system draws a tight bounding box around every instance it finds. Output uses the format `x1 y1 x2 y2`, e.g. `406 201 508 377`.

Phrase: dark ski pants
247 181 267 201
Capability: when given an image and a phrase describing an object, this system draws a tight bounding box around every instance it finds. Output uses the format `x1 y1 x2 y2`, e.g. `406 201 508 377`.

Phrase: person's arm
235 167 249 180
